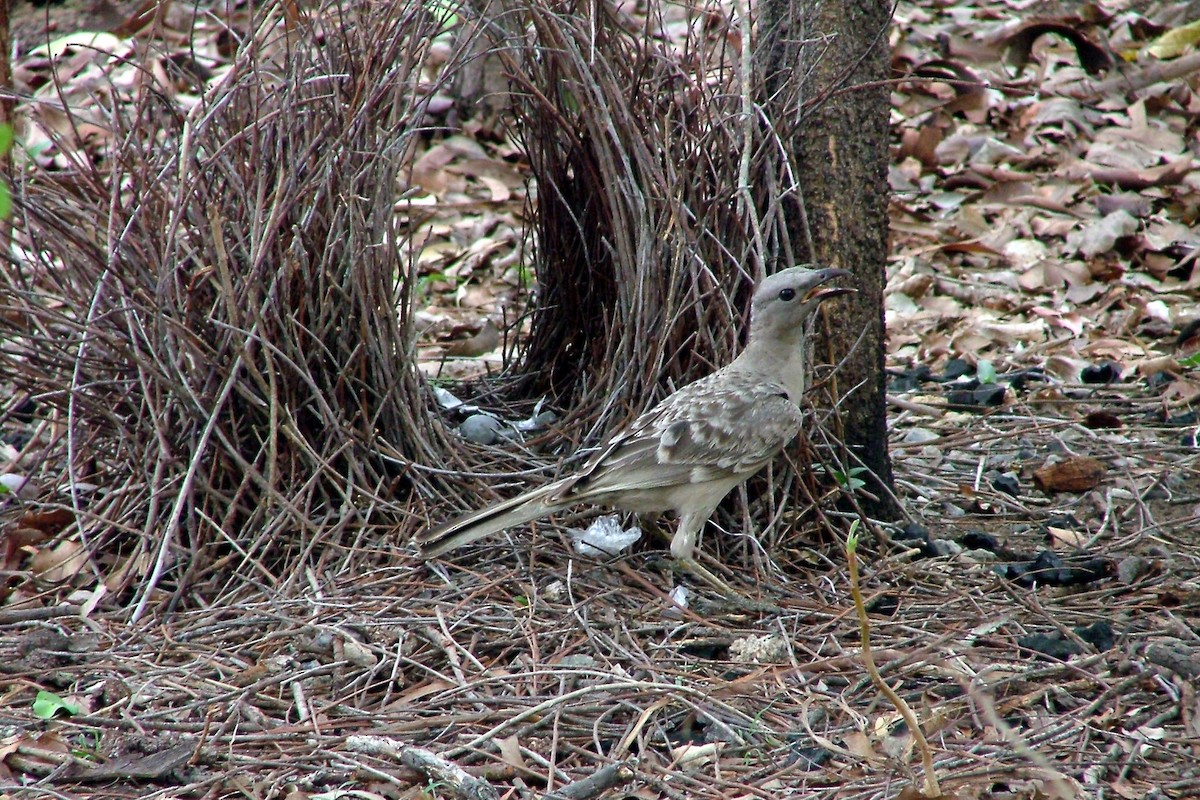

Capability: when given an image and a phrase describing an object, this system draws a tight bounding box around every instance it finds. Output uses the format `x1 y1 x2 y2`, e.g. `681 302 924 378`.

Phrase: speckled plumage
417 266 852 562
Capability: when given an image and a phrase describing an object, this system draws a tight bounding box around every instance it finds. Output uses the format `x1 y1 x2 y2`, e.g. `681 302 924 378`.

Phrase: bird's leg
668 512 704 562
670 513 779 613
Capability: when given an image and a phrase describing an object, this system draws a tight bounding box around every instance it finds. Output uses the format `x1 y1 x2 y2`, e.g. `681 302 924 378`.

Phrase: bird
416 265 853 593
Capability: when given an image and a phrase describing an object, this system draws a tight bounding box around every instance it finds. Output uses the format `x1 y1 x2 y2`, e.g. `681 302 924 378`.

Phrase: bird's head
749 265 854 340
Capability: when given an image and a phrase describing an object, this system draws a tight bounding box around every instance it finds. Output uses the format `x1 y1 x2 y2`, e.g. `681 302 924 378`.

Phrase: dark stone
1082 361 1123 384
991 473 1021 496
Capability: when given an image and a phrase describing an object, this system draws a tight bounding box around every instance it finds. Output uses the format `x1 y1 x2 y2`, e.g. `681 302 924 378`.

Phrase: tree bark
760 0 901 520
453 0 519 126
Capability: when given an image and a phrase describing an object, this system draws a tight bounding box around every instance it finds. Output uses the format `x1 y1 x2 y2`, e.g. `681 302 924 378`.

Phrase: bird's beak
804 268 855 303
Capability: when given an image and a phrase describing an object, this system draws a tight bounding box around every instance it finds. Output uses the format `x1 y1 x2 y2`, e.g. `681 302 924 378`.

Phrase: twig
846 522 941 798
1065 51 1200 99
733 0 765 274
347 735 499 800
962 680 1078 800
543 758 638 800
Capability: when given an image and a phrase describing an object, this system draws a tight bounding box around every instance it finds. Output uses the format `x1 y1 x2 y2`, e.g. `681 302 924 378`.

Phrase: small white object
431 386 463 410
0 473 34 498
1144 300 1170 323
514 398 557 432
669 585 689 609
569 515 642 556
517 410 557 431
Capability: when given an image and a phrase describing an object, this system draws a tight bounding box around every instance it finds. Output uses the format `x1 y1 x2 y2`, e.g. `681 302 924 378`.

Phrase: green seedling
833 467 868 492
0 123 12 218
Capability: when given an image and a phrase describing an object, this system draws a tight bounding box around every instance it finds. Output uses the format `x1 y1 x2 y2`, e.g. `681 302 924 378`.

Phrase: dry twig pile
1 1 466 608
1 0 846 606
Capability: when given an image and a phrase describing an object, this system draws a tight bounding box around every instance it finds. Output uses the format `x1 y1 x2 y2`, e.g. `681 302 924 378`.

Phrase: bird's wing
555 369 805 499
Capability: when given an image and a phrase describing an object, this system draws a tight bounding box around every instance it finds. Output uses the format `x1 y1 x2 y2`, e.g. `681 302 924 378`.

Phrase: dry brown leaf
1066 210 1139 258
103 551 150 593
14 509 75 536
0 733 23 760
442 320 500 357
842 730 880 762
29 539 90 583
1081 338 1146 360
1160 377 1200 405
1047 526 1087 549
1063 156 1192 190
1109 779 1145 799
1033 456 1106 493
977 320 1046 343
1030 307 1085 336
478 175 511 202
671 741 721 768
898 126 944 167
496 734 529 772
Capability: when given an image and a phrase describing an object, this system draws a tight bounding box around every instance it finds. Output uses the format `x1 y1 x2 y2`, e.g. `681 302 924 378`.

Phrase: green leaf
559 86 580 114
1179 352 1200 369
976 359 996 385
33 690 79 719
0 124 11 220
833 467 868 491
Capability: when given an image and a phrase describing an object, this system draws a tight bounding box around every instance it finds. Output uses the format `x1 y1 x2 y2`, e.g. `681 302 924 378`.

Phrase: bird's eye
778 288 797 301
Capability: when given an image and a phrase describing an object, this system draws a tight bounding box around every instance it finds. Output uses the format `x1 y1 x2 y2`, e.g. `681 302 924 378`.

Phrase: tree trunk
760 0 901 520
452 0 519 126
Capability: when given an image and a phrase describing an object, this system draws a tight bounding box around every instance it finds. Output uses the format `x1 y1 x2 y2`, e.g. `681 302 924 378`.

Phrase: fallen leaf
496 734 528 772
29 539 90 583
1047 526 1087 549
1033 457 1106 493
1066 210 1139 258
671 741 721 768
1146 19 1200 60
842 730 879 761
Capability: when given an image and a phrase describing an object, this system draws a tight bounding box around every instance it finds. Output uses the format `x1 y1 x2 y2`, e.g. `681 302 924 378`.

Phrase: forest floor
2 1 1200 799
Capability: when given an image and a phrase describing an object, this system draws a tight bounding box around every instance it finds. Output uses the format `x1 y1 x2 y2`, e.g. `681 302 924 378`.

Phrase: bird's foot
675 558 780 614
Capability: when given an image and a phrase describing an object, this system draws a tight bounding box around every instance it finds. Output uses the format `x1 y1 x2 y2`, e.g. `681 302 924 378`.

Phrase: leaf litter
1 0 1199 798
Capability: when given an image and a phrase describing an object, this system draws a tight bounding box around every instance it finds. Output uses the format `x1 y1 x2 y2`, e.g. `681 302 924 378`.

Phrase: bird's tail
416 482 568 558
